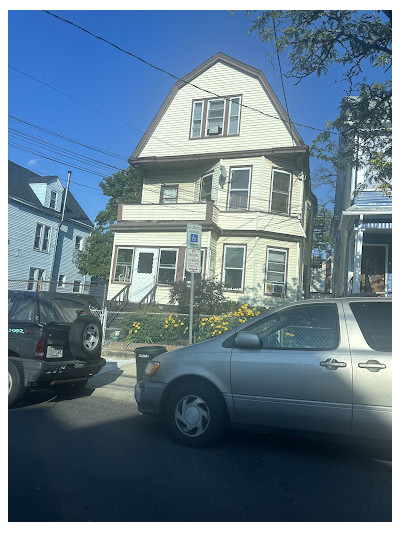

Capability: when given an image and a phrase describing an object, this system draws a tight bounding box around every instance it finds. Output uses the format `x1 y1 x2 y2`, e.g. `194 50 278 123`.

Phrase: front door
230 302 353 435
130 248 159 303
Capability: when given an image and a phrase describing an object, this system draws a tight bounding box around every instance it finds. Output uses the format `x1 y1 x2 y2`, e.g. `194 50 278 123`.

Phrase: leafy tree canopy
247 10 392 194
74 228 114 281
95 165 143 228
312 207 333 259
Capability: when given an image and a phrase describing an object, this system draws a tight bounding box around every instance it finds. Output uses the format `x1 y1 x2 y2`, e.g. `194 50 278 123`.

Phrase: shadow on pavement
9 396 392 522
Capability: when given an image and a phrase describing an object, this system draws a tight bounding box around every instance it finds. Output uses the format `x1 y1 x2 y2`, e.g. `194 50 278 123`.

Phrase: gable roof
8 161 93 228
129 52 304 162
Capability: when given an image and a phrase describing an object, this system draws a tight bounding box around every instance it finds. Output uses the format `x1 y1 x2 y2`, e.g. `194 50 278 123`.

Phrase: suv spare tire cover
69 314 102 359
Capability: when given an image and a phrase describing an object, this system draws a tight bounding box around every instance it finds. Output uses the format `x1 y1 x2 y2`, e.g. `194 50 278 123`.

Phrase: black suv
8 290 106 407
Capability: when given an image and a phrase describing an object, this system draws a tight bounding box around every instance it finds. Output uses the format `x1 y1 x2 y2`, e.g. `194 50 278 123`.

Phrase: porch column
353 215 364 293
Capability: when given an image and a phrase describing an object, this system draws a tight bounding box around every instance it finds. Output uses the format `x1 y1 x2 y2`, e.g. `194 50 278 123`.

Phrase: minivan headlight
145 361 160 377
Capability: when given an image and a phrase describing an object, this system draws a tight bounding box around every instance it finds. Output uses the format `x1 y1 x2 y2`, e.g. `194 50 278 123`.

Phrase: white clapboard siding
140 62 295 159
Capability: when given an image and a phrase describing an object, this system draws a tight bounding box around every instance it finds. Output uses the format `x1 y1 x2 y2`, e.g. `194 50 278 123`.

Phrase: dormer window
190 95 242 139
49 191 57 209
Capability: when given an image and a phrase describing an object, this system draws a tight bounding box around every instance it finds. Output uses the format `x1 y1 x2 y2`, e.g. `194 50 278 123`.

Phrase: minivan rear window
350 301 392 352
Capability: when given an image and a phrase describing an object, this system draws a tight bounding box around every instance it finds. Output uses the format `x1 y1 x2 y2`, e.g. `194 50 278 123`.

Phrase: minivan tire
8 359 24 408
69 315 102 360
166 381 228 447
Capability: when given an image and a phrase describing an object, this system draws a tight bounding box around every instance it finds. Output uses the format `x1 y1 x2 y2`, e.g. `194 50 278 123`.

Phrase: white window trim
227 167 252 211
265 247 288 296
190 100 204 139
58 274 67 288
49 190 58 209
270 168 292 214
75 235 84 251
206 98 226 137
33 223 52 253
222 245 246 292
227 96 242 135
73 280 83 293
200 173 213 203
27 267 46 291
157 248 178 285
113 247 134 283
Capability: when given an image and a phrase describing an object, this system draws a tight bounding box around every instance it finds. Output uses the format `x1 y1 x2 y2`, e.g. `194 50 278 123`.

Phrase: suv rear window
52 299 89 323
9 296 35 323
350 301 392 352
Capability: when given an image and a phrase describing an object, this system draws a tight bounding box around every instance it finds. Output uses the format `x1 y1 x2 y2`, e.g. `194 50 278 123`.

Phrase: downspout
50 171 71 291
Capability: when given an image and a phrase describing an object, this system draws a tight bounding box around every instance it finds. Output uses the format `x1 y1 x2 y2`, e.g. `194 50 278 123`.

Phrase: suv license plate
47 346 63 358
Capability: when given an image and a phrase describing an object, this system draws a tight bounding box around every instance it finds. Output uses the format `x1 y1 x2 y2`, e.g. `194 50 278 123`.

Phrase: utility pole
50 170 71 290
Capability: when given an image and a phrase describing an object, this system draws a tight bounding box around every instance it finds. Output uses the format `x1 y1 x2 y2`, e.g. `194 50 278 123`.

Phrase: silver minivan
135 298 392 447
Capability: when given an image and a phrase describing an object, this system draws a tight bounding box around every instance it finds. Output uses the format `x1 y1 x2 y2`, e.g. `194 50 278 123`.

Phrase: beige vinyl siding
140 62 295 159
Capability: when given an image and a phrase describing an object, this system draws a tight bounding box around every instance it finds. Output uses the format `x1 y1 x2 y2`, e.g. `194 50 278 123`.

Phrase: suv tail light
34 338 47 359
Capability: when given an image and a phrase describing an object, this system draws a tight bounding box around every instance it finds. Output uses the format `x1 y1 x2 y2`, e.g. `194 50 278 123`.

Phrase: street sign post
186 224 202 344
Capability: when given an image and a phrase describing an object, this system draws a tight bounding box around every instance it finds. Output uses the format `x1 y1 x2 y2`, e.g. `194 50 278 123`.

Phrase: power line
42 10 338 137
9 115 128 161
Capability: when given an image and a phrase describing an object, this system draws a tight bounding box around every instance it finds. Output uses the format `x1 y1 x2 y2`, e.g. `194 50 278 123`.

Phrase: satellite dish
219 165 227 188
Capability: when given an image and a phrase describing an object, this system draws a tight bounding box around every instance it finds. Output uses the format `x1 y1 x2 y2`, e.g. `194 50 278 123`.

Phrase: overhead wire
42 9 338 137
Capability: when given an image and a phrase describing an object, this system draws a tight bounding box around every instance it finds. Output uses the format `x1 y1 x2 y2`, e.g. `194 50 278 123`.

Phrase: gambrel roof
129 52 305 163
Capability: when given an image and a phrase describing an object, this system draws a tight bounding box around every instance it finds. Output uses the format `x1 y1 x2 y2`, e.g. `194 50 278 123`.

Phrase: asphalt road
9 360 392 522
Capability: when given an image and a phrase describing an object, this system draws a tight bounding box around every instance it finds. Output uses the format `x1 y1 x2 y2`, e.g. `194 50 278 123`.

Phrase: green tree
74 165 143 280
95 165 143 228
74 228 114 281
247 10 392 194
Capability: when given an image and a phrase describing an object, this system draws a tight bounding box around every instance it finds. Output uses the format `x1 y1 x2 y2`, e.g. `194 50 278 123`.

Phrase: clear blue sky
8 9 386 223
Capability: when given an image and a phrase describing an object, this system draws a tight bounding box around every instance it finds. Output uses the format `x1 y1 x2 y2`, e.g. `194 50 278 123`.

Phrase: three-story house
108 53 316 307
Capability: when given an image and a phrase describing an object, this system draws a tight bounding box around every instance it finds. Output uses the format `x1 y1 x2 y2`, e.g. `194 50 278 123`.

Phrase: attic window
190 95 242 139
49 191 57 209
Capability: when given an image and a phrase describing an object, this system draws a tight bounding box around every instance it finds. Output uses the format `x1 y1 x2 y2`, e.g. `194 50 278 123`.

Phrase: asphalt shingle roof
8 161 93 228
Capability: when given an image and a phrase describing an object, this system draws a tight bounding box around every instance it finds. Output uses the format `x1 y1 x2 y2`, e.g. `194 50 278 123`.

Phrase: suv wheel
8 360 24 408
69 315 102 359
166 381 228 447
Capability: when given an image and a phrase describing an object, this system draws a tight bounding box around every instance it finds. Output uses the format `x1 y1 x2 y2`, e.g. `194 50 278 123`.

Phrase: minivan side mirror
234 331 262 350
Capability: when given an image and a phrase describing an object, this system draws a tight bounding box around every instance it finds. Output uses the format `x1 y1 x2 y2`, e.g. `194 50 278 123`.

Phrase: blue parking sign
190 234 199 243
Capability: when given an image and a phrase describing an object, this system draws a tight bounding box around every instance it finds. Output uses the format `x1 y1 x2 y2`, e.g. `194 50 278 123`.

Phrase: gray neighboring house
331 134 392 297
8 161 104 302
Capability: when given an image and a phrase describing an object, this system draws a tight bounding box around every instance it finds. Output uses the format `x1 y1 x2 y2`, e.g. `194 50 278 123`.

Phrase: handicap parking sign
186 224 202 248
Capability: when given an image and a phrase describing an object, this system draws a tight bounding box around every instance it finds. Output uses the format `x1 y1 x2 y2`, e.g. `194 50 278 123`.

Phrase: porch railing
108 283 131 311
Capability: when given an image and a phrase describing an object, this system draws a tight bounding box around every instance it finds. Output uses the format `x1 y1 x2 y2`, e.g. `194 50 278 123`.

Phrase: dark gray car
135 298 392 447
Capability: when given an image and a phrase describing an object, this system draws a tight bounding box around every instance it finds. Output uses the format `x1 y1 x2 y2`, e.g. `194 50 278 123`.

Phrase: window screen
350 301 392 352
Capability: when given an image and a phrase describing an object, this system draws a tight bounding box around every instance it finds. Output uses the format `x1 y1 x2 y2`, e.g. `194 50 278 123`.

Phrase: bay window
228 167 251 210
270 169 291 214
265 248 288 296
223 245 246 291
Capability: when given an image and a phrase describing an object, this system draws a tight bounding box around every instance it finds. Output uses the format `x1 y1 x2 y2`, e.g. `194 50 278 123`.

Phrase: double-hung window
228 167 251 210
114 248 133 282
227 96 241 135
270 169 291 214
75 235 83 251
33 223 51 252
190 95 242 139
158 249 178 285
200 174 213 202
160 185 178 204
49 191 57 209
265 248 288 296
27 267 46 291
222 245 246 291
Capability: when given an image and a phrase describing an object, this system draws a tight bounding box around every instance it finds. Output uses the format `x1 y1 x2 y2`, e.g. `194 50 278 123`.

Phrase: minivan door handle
358 360 386 372
320 358 347 370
